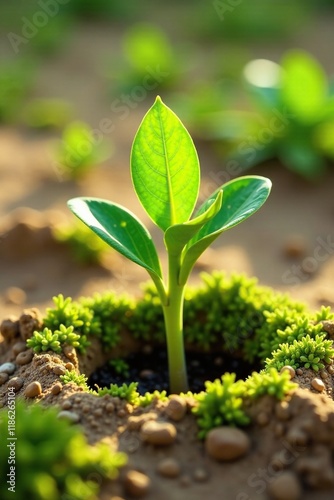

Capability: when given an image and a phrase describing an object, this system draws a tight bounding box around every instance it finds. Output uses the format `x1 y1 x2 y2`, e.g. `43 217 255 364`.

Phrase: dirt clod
0 373 9 385
205 427 250 462
53 365 66 376
12 341 28 356
0 318 19 341
16 349 34 365
124 470 151 497
140 420 177 446
268 471 302 500
24 380 42 398
19 308 43 341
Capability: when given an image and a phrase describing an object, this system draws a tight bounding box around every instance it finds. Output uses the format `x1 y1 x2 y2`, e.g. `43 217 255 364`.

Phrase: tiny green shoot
67 97 271 393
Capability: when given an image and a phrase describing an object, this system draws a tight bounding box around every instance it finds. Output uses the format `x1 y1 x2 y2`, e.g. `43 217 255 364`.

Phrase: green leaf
281 50 327 123
179 176 272 284
67 197 162 278
131 96 200 231
164 190 223 256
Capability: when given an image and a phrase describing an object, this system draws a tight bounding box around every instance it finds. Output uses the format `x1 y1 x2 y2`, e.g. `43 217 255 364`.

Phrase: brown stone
268 471 302 500
141 420 177 446
124 470 150 497
205 427 250 462
165 395 187 421
51 382 62 395
24 381 42 398
311 378 325 392
0 317 19 341
19 308 43 341
157 457 181 478
9 377 24 391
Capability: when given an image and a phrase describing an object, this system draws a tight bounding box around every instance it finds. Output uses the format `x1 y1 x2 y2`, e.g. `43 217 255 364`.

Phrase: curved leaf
131 96 200 231
164 190 223 256
67 197 162 278
179 176 272 284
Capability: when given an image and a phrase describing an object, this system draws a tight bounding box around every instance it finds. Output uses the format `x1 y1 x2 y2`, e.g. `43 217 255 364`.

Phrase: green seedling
68 97 271 393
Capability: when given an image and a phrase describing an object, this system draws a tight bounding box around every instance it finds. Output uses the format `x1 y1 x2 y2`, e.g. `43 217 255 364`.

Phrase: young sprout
68 96 271 393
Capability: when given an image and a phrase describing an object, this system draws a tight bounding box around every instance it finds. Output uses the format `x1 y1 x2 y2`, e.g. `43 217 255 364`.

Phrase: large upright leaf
179 176 272 284
164 190 223 256
67 197 162 278
281 51 327 123
131 96 200 231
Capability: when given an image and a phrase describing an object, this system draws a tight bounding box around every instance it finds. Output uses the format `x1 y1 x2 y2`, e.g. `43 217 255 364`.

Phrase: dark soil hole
88 345 260 394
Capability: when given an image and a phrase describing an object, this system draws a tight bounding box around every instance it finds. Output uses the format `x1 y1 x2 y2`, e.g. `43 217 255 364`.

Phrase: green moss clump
27 325 87 354
0 401 127 500
266 334 334 372
81 291 135 348
193 373 250 438
60 370 89 389
245 368 297 399
193 368 297 438
44 294 97 339
95 382 167 407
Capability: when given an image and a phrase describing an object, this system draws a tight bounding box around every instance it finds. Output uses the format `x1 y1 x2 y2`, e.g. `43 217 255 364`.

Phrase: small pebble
141 420 177 446
24 381 42 398
0 362 16 375
165 395 187 421
296 369 303 376
65 362 74 371
4 287 26 305
62 400 72 410
268 471 302 500
57 411 80 423
51 382 62 395
320 370 328 380
327 365 334 375
124 470 151 497
16 349 34 365
193 468 209 482
157 457 181 478
205 427 250 462
12 341 27 356
9 377 24 391
105 402 115 413
139 369 155 379
0 373 9 385
311 377 325 392
53 365 66 376
280 366 296 379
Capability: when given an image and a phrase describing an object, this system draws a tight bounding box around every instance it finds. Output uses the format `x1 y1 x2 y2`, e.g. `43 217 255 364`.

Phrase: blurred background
1 0 334 315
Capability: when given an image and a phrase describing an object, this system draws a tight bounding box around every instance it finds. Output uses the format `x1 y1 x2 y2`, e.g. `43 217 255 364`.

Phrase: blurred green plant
109 24 179 94
53 220 110 265
0 400 127 500
55 121 110 180
0 60 34 124
201 51 334 179
22 98 72 130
